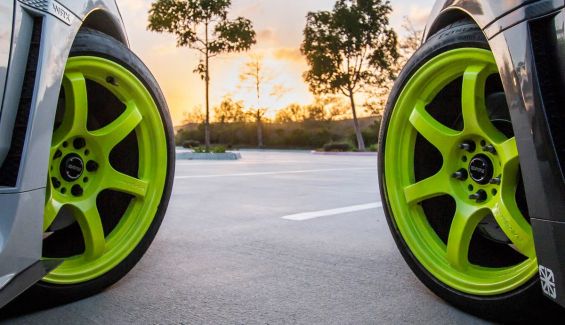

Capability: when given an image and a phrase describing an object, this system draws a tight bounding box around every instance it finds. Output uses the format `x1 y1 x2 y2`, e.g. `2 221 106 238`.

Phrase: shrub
192 145 227 153
211 145 226 153
368 144 378 152
323 142 353 152
182 140 200 148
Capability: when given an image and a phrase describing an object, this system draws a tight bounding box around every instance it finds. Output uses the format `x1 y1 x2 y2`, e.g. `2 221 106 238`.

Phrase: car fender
424 0 540 41
0 0 128 306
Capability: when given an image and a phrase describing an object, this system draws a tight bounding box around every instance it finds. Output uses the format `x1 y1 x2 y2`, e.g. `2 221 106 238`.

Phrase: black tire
378 20 565 323
1 28 175 316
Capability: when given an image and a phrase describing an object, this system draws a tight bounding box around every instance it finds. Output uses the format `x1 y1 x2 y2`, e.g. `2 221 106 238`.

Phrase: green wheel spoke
53 72 89 145
489 136 535 257
404 170 450 205
103 167 148 198
446 203 487 270
409 101 460 155
490 159 535 259
49 146 58 161
490 197 535 258
497 137 519 166
43 197 62 232
461 64 504 141
90 102 143 154
461 64 488 131
74 202 106 261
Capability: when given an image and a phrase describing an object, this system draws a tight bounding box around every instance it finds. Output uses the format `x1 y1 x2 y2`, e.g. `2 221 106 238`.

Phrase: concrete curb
176 152 242 160
311 151 377 157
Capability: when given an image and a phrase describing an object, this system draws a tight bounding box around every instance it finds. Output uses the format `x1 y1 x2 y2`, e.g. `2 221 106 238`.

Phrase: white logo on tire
539 265 557 299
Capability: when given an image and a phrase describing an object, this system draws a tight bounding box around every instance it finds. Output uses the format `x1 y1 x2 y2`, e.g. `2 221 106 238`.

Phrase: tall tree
301 0 398 150
240 54 268 147
148 0 256 150
239 55 289 147
365 17 422 117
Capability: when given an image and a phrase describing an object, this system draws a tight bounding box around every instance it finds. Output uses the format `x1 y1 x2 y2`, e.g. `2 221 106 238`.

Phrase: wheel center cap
468 154 493 185
60 154 84 182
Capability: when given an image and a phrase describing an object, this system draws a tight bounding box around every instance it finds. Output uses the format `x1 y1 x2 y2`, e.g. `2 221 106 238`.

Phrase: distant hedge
175 117 380 150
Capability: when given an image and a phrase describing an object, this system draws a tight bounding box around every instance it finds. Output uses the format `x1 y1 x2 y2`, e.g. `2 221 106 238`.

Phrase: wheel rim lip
383 48 538 296
43 56 168 284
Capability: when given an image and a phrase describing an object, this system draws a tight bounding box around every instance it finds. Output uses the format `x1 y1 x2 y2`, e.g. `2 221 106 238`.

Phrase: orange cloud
273 48 304 63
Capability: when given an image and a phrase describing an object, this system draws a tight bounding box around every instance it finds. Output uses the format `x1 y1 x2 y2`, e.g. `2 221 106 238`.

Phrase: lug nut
86 160 99 172
482 144 496 154
73 138 86 149
469 190 487 202
458 141 476 152
51 177 61 189
71 185 83 197
452 169 468 181
489 177 501 185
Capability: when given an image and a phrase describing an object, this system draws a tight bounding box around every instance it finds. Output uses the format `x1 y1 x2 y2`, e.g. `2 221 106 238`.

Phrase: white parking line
174 167 375 179
176 160 304 166
281 202 383 221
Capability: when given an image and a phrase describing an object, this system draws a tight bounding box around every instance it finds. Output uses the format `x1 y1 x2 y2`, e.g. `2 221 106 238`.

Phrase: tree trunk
204 65 211 151
256 110 264 148
349 90 365 151
204 23 211 151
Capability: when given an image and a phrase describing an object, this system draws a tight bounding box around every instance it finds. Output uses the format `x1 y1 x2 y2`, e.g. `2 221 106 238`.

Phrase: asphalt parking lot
3 150 487 324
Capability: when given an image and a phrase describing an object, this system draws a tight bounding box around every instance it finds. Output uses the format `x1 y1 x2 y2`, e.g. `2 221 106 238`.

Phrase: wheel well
81 10 128 46
426 9 476 40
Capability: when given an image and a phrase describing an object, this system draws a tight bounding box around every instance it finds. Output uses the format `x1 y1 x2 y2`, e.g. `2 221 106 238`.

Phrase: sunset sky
118 0 434 125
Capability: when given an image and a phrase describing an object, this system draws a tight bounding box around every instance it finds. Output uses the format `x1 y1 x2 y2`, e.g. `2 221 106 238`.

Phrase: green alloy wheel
6 29 175 311
378 21 564 322
384 47 537 294
43 55 167 284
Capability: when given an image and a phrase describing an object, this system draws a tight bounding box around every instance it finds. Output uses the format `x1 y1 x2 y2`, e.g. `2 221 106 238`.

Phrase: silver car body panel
0 1 14 120
0 0 127 291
